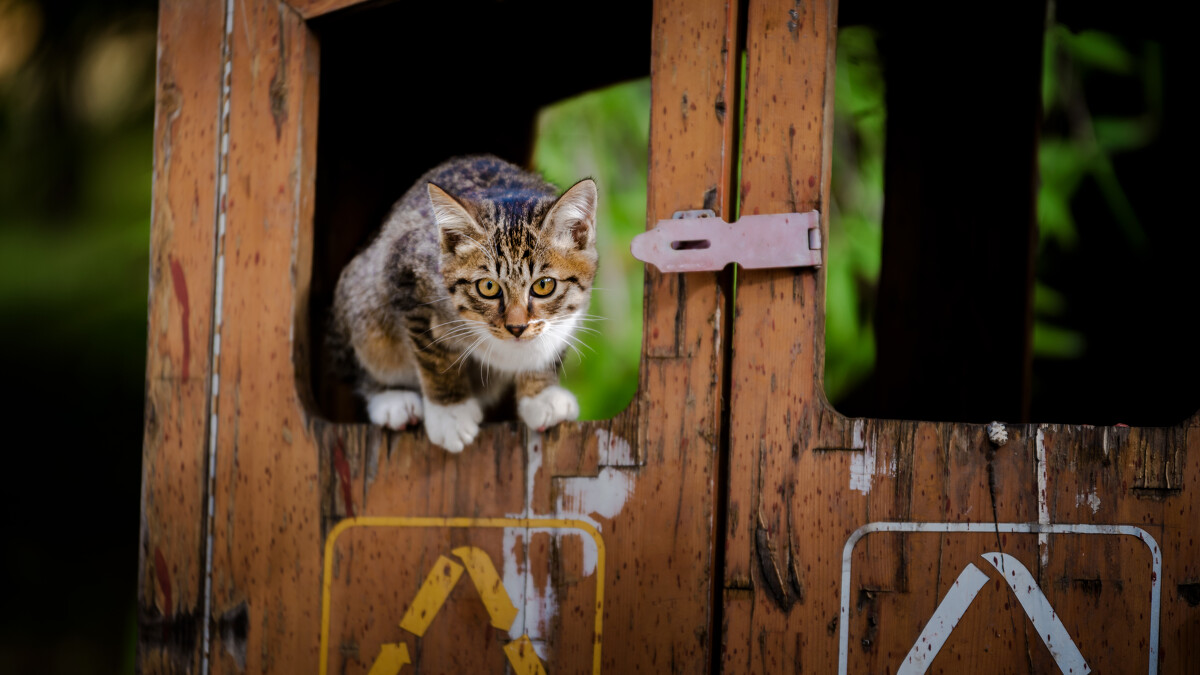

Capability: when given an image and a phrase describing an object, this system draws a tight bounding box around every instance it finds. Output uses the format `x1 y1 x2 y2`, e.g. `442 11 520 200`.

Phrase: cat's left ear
543 179 597 251
429 183 486 257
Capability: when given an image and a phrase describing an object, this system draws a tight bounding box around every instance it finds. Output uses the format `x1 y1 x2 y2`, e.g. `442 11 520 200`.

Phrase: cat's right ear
428 183 484 256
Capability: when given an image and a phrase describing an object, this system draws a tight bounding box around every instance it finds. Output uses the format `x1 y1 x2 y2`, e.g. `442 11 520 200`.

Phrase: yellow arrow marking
366 643 410 675
503 634 548 675
398 555 464 637
320 517 606 675
451 546 518 631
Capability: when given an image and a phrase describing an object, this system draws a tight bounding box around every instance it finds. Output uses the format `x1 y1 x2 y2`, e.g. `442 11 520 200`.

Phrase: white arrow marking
895 552 1090 675
981 552 1091 674
896 563 990 674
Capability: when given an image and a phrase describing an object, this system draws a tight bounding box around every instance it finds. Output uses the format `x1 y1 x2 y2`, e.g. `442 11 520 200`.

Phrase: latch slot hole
670 239 712 250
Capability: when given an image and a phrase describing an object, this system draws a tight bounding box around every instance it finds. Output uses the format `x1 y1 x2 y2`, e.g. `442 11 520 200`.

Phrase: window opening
305 1 650 424
824 5 1199 425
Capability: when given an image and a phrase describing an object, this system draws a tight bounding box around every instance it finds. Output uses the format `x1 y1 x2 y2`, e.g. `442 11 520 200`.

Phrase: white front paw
423 398 483 453
518 385 579 432
367 390 424 430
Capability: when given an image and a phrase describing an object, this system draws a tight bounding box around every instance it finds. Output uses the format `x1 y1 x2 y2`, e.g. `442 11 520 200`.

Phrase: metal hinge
630 209 822 273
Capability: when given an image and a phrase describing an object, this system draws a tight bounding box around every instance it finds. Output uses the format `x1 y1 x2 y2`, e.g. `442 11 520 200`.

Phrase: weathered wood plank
206 3 323 672
722 0 839 672
138 0 226 671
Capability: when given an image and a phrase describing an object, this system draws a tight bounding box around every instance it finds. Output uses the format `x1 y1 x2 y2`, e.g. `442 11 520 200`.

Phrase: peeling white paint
1075 488 1101 514
499 431 635 651
558 467 635 520
596 428 635 466
1036 425 1050 566
849 420 875 495
851 419 865 449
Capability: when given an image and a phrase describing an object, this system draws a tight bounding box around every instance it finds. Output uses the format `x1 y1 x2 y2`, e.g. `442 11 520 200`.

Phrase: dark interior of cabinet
306 0 652 421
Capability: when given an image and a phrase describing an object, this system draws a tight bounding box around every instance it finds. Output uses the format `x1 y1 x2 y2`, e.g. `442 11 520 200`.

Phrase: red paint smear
154 547 173 616
169 257 191 379
333 438 356 517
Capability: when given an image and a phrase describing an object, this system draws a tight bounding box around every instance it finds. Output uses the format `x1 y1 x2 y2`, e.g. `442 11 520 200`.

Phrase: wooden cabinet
139 0 1198 672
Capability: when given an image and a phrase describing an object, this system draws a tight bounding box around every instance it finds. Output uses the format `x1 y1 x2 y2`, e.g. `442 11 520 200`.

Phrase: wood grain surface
138 1 226 671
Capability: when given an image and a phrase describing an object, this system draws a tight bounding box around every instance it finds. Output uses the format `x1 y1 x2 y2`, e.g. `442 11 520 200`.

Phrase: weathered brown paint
141 0 1199 673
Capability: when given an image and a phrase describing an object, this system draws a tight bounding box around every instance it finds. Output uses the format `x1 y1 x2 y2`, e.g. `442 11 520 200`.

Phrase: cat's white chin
477 315 579 374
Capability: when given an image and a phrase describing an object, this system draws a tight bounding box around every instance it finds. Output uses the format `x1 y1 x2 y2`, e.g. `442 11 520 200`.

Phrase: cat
330 155 597 452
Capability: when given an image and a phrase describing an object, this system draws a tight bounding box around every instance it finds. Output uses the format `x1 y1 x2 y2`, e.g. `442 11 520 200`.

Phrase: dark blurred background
0 0 1194 672
1 0 155 671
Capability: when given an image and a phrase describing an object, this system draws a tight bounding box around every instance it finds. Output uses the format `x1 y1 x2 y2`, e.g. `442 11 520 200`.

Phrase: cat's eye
476 278 501 298
530 277 556 297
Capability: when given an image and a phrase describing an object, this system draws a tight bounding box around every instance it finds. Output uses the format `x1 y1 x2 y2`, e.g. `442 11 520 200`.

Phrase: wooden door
139 0 1198 673
720 2 1199 674
140 0 735 672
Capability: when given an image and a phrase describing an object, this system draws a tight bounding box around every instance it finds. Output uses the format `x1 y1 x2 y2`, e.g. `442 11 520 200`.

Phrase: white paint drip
1036 426 1050 566
849 420 875 495
596 428 635 466
1075 488 1101 514
499 432 635 652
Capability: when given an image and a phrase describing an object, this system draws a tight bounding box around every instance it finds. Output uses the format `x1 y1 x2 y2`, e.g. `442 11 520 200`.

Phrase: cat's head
427 179 598 373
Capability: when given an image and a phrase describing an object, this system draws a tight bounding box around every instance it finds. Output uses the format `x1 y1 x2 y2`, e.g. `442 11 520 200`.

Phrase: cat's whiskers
428 324 485 344
444 334 488 373
426 319 489 347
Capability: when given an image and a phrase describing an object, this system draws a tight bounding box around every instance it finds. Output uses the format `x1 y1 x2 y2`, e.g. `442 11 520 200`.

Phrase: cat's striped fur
330 155 597 452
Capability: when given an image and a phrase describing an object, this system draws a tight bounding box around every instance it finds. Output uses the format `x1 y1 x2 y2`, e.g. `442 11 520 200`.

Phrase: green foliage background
532 80 650 420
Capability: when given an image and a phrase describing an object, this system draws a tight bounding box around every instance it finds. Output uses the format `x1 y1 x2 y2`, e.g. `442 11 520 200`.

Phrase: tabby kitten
330 155 597 452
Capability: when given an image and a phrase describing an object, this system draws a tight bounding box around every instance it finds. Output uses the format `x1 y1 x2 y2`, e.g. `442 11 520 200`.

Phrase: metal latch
630 209 822 273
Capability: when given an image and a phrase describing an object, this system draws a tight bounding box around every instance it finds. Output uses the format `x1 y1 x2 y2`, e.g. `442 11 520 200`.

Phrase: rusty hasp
630 209 822 273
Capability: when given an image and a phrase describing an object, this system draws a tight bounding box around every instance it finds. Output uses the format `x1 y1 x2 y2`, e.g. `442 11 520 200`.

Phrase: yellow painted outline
319 516 605 675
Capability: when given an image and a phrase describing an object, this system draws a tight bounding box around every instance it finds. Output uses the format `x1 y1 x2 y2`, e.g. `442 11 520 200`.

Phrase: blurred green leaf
1060 28 1134 74
532 79 649 420
1033 321 1086 359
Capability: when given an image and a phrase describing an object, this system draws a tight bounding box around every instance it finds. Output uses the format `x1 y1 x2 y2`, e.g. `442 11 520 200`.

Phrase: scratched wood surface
141 0 1199 673
722 1 1198 674
138 1 226 671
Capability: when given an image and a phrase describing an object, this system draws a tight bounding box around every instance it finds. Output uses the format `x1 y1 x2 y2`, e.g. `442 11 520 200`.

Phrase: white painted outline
838 522 1161 675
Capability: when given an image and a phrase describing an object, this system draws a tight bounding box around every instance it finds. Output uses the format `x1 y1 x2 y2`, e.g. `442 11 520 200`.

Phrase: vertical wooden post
139 1 226 671
722 0 839 671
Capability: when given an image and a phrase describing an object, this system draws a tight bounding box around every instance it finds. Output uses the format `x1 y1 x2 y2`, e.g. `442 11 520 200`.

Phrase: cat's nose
506 324 527 338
